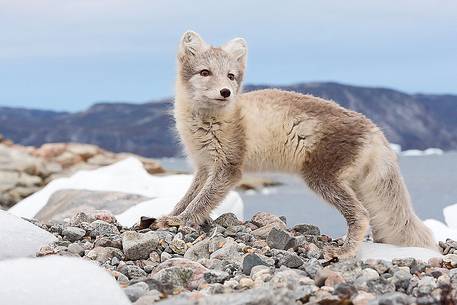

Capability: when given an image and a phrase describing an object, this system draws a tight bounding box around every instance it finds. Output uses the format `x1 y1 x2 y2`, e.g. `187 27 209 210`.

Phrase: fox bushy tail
358 148 437 250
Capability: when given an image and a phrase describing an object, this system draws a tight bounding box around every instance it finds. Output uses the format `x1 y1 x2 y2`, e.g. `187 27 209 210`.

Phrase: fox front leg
169 167 208 216
179 165 242 225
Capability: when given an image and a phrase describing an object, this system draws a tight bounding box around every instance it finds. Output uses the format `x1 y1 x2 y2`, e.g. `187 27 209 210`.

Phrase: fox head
176 31 247 110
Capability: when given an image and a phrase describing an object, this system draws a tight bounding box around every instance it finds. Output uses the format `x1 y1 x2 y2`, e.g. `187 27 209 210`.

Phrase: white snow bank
443 203 457 230
424 202 457 242
0 256 130 305
357 242 441 261
0 210 57 260
9 157 244 226
401 148 444 156
424 219 457 242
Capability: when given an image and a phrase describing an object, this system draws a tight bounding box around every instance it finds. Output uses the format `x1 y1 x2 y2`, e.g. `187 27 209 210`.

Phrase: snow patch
9 157 244 226
357 242 441 261
0 210 57 260
0 256 130 305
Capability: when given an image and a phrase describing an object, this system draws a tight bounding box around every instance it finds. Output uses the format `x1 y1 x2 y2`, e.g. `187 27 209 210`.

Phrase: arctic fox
158 31 437 257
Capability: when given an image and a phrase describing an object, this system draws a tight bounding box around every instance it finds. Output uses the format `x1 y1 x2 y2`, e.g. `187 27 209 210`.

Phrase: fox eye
227 73 235 81
200 69 210 77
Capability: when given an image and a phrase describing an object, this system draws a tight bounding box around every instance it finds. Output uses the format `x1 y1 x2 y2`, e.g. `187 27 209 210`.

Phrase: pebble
86 246 124 263
123 282 149 302
242 253 270 275
266 227 296 250
214 213 242 228
239 277 254 289
62 226 86 242
122 231 159 260
292 224 320 236
119 264 147 280
443 254 457 268
67 243 85 256
204 270 230 284
89 220 119 237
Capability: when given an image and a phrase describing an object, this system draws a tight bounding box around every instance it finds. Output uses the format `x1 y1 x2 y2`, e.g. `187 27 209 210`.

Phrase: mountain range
1 82 456 158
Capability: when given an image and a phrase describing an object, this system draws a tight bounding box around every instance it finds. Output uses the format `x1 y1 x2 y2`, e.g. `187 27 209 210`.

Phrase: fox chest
178 120 241 164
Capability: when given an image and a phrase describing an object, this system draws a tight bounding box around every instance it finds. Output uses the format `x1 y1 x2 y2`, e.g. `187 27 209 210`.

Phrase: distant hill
1 82 456 157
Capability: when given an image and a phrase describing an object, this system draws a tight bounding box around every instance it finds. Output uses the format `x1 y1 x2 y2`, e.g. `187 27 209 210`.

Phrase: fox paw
323 245 356 260
155 215 184 228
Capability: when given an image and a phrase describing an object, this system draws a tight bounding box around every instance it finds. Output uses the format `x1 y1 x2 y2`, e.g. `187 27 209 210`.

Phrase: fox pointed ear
178 31 209 58
222 37 248 65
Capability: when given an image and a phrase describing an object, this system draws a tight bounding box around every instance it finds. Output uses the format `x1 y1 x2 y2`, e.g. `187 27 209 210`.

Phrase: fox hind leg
304 176 370 258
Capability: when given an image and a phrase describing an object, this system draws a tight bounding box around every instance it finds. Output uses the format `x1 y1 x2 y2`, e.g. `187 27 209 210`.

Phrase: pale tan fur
157 31 437 257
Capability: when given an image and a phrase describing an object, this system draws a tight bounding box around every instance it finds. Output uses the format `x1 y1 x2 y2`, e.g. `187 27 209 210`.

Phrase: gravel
28 211 456 304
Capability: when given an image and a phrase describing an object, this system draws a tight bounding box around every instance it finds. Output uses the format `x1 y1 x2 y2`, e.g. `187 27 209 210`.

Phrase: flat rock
152 258 209 292
242 253 270 275
214 213 242 227
35 189 150 222
0 256 130 305
0 210 57 260
122 231 159 260
90 220 120 237
266 227 296 250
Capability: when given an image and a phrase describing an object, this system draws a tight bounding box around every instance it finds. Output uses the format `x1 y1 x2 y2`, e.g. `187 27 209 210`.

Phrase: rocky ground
30 210 457 305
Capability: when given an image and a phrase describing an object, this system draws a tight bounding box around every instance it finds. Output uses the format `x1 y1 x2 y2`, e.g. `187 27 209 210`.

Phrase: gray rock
443 254 457 268
266 227 296 250
251 212 286 228
94 235 122 249
303 258 323 278
184 239 210 261
392 269 413 290
292 224 320 236
62 226 86 242
161 251 172 262
209 240 242 264
35 189 150 222
90 220 119 237
276 250 303 268
371 292 414 305
242 253 269 275
214 213 242 228
0 210 57 260
133 289 161 305
354 268 380 288
170 233 187 255
119 264 147 279
86 246 125 263
122 231 159 260
366 277 396 295
70 211 96 226
152 258 209 292
203 270 230 283
123 282 149 302
304 243 322 259
67 243 85 256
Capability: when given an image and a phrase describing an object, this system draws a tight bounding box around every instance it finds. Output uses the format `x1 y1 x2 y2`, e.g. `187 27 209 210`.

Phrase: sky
0 0 456 111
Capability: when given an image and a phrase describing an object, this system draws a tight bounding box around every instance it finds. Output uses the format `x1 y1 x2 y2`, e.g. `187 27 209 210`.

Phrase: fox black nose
220 88 231 98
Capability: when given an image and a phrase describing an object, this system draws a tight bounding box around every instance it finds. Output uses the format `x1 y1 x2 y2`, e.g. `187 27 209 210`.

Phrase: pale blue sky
1 0 456 111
